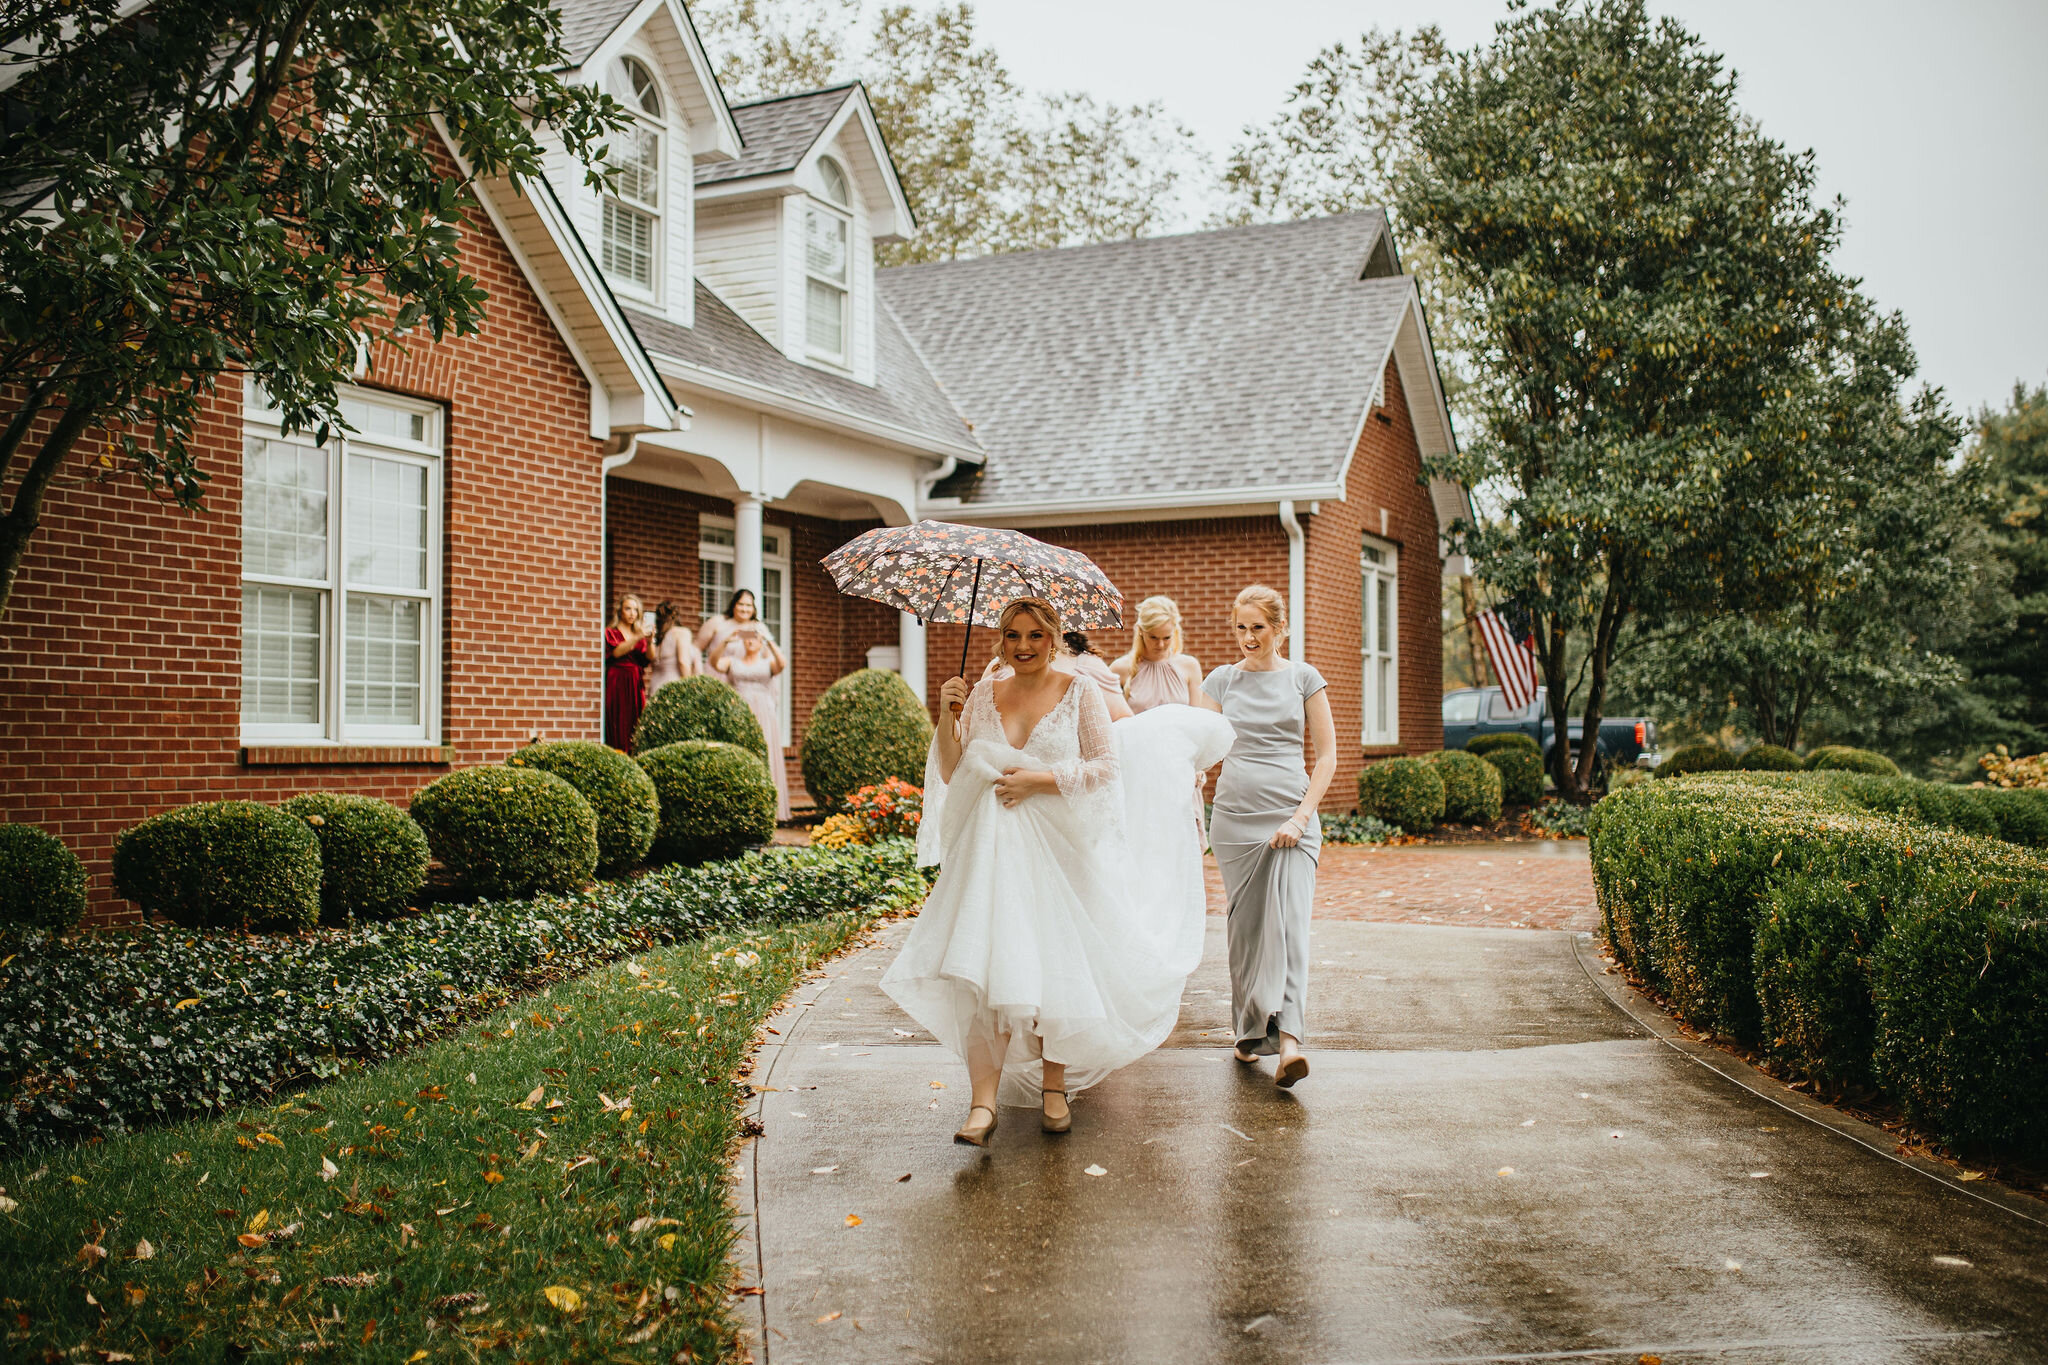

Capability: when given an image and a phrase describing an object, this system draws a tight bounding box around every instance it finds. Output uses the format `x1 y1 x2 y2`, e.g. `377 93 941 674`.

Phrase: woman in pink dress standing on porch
714 620 792 820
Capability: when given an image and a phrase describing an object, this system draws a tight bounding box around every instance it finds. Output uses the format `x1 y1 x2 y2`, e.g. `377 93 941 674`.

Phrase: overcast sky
967 0 2047 420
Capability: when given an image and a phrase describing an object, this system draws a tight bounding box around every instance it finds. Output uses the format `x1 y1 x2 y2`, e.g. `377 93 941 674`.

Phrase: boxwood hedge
111 801 322 932
0 825 88 933
1479 744 1545 807
1359 756 1444 833
280 793 430 923
1589 771 2048 1156
638 740 778 865
1737 743 1806 772
1656 744 1738 778
409 766 599 900
1428 749 1504 825
0 840 926 1153
800 668 933 812
1806 744 1901 777
507 739 661 875
1467 732 1540 758
632 674 768 761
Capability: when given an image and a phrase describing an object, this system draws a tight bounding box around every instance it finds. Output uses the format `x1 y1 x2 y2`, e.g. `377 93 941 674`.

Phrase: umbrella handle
952 558 984 713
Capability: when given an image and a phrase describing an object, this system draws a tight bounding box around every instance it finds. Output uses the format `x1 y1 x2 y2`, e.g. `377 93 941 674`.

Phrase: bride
882 596 1233 1145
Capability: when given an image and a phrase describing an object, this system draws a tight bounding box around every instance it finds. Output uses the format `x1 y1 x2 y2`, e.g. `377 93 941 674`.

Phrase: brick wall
1303 358 1446 811
0 200 605 923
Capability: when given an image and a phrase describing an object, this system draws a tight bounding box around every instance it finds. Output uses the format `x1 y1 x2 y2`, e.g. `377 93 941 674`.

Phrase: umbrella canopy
822 521 1124 631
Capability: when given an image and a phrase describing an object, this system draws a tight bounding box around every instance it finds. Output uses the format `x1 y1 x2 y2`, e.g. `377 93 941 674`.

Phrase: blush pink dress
1128 656 1193 712
722 647 790 820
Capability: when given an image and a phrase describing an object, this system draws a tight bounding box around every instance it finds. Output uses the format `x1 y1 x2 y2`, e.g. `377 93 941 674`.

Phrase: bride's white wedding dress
882 676 1234 1107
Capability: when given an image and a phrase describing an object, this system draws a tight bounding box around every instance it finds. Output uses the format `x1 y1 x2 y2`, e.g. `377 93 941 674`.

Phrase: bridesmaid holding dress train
1194 585 1336 1086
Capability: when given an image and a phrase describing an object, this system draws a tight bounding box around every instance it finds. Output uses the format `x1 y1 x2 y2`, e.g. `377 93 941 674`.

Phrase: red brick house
1 0 1463 920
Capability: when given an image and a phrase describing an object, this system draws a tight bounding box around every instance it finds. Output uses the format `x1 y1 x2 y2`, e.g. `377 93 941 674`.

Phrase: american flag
1476 608 1540 710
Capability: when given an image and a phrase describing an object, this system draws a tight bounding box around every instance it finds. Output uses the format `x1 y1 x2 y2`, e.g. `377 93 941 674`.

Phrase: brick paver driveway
1204 838 1598 933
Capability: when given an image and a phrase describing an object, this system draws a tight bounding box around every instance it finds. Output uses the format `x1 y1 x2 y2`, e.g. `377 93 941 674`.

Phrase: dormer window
804 157 851 363
601 57 664 295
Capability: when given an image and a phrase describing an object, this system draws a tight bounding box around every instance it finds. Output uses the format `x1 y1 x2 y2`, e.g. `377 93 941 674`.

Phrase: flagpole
952 558 984 713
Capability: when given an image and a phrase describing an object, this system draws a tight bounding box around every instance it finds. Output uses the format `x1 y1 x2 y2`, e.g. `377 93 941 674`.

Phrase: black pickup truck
1440 686 1660 779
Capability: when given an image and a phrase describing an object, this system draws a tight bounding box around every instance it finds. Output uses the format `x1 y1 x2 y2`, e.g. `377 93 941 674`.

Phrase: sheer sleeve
916 681 996 869
1051 678 1120 799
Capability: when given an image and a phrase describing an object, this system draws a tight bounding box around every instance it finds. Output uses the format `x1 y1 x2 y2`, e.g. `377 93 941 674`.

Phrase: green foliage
694 0 1194 265
1321 812 1399 845
279 794 430 923
638 742 778 866
1806 745 1901 776
800 668 934 812
1528 800 1591 838
1427 749 1503 825
1737 744 1805 772
0 0 627 616
1656 744 1738 779
0 826 87 933
1589 774 2048 1155
1358 757 1445 833
111 802 321 932
1481 744 1545 807
0 842 926 1153
633 675 768 760
1466 732 1540 757
408 767 598 900
507 739 660 875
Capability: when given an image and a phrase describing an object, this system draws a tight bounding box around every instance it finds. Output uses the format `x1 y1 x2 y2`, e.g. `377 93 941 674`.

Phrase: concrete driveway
730 916 2048 1364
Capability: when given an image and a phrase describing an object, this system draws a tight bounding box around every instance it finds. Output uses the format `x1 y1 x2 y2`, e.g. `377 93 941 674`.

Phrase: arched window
805 158 851 362
601 57 664 294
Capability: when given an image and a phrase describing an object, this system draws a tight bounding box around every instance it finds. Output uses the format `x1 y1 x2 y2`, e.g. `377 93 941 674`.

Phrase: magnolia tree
1397 0 1859 800
0 0 627 617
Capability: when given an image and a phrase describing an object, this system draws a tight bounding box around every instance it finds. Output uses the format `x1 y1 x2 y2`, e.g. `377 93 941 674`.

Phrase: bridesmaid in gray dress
1194 585 1338 1086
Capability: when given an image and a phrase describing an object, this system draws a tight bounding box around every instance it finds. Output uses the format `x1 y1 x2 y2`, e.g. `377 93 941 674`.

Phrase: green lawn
0 908 887 1362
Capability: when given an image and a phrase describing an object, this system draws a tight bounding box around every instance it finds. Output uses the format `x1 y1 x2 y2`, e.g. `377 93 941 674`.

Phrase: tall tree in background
1398 0 1850 800
1948 385 2048 756
0 0 624 618
691 0 1194 263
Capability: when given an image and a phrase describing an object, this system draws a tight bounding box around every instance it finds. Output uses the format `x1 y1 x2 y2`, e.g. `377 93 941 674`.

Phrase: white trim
574 0 743 163
646 350 980 462
1360 534 1400 747
1279 499 1306 664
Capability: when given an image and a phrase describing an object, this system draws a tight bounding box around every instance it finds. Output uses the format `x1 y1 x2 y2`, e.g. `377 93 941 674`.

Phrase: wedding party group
884 586 1335 1144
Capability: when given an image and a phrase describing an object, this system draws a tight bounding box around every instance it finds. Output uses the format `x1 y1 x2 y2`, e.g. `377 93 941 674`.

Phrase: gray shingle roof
877 212 1412 508
556 0 644 66
695 86 854 186
626 285 978 453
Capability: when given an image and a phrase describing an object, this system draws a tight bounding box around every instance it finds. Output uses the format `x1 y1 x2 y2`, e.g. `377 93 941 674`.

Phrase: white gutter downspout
914 454 959 510
597 436 641 739
1279 499 1306 664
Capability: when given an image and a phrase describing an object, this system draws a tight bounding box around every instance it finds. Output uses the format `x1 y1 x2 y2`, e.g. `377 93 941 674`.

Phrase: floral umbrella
821 520 1124 682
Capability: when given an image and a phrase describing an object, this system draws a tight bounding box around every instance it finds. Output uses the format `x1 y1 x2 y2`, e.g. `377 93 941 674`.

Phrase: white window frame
698 515 793 746
802 179 851 367
241 381 444 747
600 55 664 301
1361 535 1399 746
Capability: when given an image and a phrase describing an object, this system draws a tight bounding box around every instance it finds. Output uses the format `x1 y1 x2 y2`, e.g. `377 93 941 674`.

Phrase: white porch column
1279 499 1307 663
898 612 927 705
733 493 765 606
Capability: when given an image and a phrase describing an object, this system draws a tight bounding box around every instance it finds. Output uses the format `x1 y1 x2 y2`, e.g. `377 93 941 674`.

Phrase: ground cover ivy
0 843 926 1155
0 910 885 1362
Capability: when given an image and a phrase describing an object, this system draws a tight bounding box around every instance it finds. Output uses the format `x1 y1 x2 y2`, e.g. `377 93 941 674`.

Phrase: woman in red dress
604 594 651 751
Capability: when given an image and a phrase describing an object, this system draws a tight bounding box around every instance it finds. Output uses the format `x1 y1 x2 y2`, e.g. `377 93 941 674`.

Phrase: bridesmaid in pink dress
604 595 651 751
715 623 791 820
1111 594 1205 712
644 600 702 697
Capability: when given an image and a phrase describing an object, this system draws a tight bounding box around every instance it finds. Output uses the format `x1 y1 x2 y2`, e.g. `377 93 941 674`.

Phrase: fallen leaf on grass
542 1285 582 1313
256 1132 284 1148
658 1233 676 1250
132 1238 154 1260
174 998 200 1010
521 1085 544 1109
236 1234 266 1248
320 1156 339 1182
321 1272 379 1289
0 1194 16 1213
248 1209 269 1233
408 1352 429 1362
124 1284 147 1306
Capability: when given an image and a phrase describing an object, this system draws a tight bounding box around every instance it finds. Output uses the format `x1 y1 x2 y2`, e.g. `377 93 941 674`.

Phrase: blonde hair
1233 584 1288 632
993 596 1062 665
1114 595 1185 674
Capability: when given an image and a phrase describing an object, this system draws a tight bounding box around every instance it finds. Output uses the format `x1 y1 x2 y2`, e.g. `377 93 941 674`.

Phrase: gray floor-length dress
1204 661 1326 1054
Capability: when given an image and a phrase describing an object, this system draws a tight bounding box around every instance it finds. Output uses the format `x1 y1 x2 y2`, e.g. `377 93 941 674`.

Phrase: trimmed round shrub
637 741 777 865
800 669 934 812
1807 745 1901 777
1358 756 1445 833
112 801 321 932
1427 749 1504 825
507 739 660 875
1478 744 1544 808
408 767 598 900
1467 732 1540 758
1656 744 1738 779
0 824 88 932
1737 743 1805 772
632 675 767 760
280 794 430 923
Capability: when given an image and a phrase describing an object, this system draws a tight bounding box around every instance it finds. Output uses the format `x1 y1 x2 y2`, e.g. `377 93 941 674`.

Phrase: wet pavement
733 918 2048 1364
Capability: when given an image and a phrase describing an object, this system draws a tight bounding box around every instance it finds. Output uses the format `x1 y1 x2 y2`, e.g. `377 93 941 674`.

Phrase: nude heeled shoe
1276 1053 1309 1088
954 1104 999 1146
1041 1089 1072 1135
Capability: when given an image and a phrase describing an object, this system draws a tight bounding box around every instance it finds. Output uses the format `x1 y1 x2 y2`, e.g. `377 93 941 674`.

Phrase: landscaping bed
0 909 893 1362
1588 771 2048 1161
0 843 927 1155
